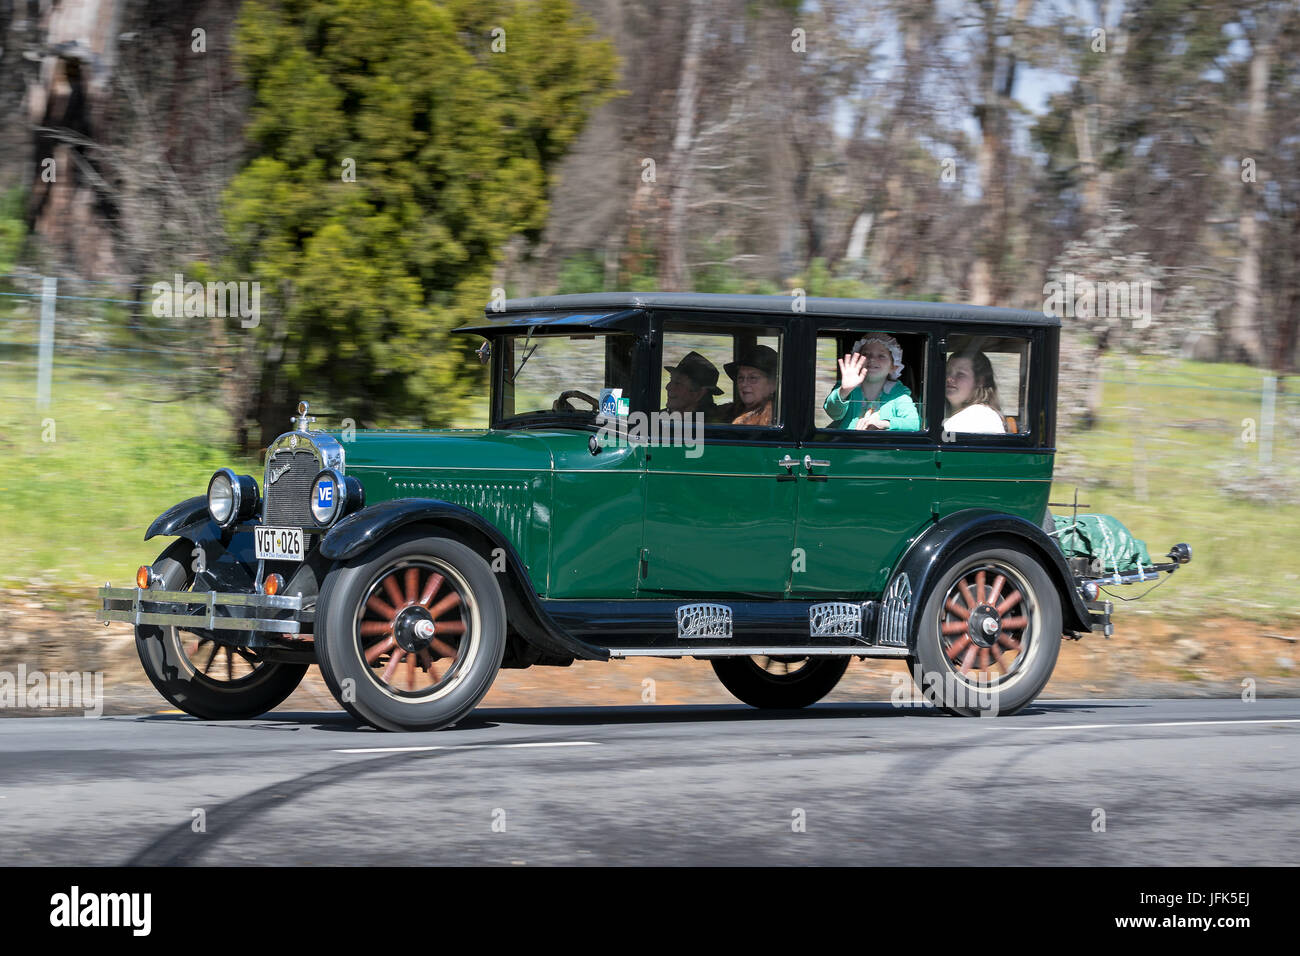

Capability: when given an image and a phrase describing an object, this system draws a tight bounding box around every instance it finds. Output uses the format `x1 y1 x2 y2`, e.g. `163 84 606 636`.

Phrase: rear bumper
96 586 313 636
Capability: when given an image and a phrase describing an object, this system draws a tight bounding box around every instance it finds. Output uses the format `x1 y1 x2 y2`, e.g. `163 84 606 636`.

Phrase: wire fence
0 272 231 405
2 271 1298 464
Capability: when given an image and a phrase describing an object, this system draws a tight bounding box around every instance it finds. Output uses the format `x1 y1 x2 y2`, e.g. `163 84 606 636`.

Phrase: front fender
884 509 1091 648
145 495 213 540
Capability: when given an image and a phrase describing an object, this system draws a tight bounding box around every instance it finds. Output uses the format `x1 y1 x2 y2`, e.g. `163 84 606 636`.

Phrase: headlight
310 470 342 526
310 469 363 528
207 468 258 528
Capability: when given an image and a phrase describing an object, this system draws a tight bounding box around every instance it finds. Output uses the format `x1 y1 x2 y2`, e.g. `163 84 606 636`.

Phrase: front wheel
135 541 308 720
911 537 1061 717
315 532 506 732
711 655 849 709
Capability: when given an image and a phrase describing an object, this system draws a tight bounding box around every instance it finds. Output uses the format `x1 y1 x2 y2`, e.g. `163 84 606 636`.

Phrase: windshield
495 331 637 427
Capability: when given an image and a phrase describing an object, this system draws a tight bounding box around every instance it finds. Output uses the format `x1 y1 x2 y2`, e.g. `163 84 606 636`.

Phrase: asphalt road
0 698 1296 865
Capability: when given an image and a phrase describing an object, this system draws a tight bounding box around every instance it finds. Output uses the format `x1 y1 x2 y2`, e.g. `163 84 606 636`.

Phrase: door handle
803 455 830 473
777 455 798 475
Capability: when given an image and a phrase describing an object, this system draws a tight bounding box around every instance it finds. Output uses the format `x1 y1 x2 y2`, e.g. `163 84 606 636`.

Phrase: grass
0 360 258 596
1 347 1297 627
1053 355 1300 626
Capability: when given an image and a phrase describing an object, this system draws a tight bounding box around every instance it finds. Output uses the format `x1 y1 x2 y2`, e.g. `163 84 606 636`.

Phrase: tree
223 0 617 447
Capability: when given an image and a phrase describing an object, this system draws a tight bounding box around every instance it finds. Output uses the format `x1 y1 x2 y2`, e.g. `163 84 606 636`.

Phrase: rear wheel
911 537 1061 716
135 541 308 720
710 655 849 709
315 532 506 732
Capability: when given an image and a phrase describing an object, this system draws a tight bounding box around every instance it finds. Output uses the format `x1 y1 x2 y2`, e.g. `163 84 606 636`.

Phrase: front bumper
97 587 313 636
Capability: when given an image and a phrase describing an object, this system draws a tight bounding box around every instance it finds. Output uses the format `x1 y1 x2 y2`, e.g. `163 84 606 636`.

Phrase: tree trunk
1229 30 1271 366
659 0 706 290
966 0 1034 306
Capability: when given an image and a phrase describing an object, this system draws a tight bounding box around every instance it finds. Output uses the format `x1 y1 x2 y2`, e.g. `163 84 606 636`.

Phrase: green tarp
1053 514 1154 574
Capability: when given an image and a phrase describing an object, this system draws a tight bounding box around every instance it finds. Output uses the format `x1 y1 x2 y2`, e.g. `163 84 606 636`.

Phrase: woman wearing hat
823 332 920 431
663 350 724 418
721 344 779 426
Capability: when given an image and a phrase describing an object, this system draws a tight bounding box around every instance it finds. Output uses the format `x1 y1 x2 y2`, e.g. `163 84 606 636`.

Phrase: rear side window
813 329 928 433
942 334 1030 436
661 324 784 428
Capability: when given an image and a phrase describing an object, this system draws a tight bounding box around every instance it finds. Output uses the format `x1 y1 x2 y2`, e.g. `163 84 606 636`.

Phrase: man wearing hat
720 344 779 426
663 350 725 419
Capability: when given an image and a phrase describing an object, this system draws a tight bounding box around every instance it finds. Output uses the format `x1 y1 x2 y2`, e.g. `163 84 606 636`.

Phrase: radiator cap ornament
293 400 316 433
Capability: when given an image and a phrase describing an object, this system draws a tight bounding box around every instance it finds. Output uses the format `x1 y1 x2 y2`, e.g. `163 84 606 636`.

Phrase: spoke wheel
354 559 474 699
134 540 307 720
711 654 849 709
316 532 506 732
184 637 270 684
937 563 1032 687
912 538 1061 717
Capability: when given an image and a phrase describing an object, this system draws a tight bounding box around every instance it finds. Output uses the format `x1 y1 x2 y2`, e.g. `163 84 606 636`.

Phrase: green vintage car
97 293 1190 730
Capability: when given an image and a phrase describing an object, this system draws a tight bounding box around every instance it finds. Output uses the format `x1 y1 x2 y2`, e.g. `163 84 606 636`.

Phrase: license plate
255 527 305 562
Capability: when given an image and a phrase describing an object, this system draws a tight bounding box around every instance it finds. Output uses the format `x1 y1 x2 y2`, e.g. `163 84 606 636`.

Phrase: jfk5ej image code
1140 892 1250 907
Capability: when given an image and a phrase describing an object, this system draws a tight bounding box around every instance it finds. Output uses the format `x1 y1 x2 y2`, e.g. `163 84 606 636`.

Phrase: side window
661 325 783 428
813 330 927 433
942 334 1030 436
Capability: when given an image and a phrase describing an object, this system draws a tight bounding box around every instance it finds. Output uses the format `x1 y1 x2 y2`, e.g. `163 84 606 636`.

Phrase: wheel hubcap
393 605 436 653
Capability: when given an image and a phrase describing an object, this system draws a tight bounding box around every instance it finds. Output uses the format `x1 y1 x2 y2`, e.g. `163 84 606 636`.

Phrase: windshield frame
487 321 651 431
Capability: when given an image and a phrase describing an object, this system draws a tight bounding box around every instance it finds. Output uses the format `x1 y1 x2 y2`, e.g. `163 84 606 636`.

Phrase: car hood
333 428 561 472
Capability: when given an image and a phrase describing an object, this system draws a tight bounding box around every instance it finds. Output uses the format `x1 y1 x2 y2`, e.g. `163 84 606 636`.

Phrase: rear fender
883 509 1091 649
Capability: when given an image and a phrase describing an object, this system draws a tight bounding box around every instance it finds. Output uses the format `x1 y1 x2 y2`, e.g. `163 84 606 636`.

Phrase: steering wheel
551 389 601 413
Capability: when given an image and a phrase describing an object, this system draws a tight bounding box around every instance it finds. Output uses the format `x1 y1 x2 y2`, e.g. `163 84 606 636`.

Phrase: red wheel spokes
996 590 1022 615
359 563 468 692
366 595 396 618
365 636 395 664
382 575 405 610
381 649 407 681
946 635 971 660
939 567 1032 686
428 591 461 618
987 574 1006 605
419 573 444 606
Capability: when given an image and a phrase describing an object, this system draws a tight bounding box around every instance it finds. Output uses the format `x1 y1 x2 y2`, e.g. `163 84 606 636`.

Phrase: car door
638 317 801 597
791 323 940 597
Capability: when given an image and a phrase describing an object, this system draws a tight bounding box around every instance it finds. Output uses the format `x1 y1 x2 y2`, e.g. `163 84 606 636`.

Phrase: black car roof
457 292 1057 332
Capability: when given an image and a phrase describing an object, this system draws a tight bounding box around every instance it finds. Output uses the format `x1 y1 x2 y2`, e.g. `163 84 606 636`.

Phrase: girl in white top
943 351 1006 434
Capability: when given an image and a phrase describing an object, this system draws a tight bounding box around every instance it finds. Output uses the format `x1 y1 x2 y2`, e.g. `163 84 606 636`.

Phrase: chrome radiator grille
262 451 319 528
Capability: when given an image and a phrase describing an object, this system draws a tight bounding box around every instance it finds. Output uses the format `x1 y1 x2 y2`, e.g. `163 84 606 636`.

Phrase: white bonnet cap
851 332 904 381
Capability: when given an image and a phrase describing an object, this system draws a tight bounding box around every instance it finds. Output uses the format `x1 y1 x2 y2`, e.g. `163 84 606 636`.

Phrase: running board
607 645 910 659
